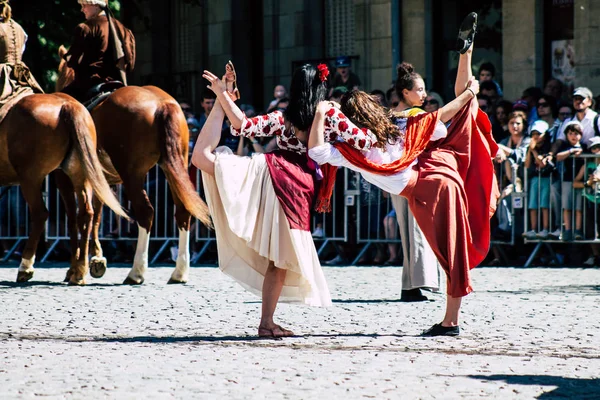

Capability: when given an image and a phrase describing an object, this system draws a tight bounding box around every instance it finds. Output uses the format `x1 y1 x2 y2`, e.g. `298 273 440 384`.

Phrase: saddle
82 81 124 111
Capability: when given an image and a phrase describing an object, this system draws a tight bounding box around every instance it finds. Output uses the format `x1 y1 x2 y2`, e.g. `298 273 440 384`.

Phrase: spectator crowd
3 56 600 268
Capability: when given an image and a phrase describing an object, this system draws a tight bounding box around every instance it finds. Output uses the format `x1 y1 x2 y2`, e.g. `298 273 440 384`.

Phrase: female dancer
308 24 498 336
192 63 372 337
391 62 442 302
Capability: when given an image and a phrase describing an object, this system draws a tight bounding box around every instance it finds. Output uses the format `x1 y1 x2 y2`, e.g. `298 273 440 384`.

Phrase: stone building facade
125 0 600 112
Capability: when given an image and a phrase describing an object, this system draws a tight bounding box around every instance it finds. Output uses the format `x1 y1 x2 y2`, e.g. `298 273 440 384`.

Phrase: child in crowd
574 137 600 264
556 121 586 240
523 121 554 239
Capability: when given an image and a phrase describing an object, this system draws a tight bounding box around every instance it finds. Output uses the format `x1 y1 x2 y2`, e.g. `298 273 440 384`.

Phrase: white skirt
202 147 331 307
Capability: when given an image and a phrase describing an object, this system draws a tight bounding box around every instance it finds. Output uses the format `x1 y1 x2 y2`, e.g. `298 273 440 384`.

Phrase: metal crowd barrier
0 187 29 262
353 171 402 264
521 153 600 266
488 159 521 264
1 166 364 264
9 155 599 267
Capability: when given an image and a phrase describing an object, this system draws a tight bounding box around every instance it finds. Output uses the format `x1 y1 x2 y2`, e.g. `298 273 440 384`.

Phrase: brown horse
0 92 129 285
57 46 212 285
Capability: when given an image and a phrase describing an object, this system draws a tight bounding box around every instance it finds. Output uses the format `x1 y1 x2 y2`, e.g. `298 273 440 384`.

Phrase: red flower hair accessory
317 64 329 82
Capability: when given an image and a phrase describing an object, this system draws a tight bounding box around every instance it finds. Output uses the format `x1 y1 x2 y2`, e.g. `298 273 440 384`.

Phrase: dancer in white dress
192 63 371 337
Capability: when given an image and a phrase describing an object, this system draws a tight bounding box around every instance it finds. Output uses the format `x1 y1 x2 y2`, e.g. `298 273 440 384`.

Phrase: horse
57 46 212 285
0 92 129 285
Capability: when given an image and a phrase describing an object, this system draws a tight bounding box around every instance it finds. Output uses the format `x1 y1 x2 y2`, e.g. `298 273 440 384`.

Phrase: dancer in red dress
309 13 499 336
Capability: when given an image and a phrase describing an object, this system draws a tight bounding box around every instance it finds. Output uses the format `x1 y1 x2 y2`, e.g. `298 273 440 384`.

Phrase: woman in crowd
308 13 499 336
492 100 512 143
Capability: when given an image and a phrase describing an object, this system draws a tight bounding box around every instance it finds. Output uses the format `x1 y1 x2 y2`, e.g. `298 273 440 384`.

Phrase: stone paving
0 263 598 399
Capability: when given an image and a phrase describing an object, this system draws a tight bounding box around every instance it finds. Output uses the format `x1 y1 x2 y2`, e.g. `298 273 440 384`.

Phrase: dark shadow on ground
332 298 437 304
242 298 436 304
481 285 600 295
0 281 134 288
0 262 220 269
469 374 600 399
0 281 67 288
95 332 410 343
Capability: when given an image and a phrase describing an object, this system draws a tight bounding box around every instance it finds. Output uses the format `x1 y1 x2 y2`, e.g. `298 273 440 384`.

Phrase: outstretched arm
202 69 284 138
192 72 228 176
438 78 479 123
308 104 327 150
202 70 245 129
310 101 377 151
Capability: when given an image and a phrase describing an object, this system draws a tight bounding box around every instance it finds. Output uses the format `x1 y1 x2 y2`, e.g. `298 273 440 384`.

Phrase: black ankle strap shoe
456 12 477 54
421 323 460 337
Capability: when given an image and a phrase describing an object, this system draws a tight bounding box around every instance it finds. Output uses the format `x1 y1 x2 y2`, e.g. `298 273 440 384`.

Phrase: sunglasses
479 105 488 111
423 99 439 106
559 112 572 118
537 102 549 108
391 101 399 107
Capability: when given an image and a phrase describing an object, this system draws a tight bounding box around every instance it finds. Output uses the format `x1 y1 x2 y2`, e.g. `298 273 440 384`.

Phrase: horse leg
122 179 154 285
16 180 48 282
167 192 192 284
66 182 94 286
89 196 107 278
53 171 79 282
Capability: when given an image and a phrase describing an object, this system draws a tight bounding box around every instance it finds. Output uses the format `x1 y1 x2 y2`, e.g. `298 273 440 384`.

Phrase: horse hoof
123 277 144 285
90 257 107 278
68 278 86 286
167 278 187 284
16 271 34 283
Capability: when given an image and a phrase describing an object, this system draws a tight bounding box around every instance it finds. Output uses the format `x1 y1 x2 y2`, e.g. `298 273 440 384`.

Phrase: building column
399 0 432 86
354 0 394 92
574 0 600 94
502 0 544 101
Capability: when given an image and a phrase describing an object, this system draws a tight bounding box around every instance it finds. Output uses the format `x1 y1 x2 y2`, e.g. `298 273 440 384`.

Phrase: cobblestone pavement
0 263 598 399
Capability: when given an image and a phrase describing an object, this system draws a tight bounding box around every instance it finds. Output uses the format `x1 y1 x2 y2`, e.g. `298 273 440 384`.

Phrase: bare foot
258 324 294 338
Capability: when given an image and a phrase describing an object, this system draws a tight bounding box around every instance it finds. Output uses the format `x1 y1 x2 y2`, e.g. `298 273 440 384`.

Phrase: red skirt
400 102 498 297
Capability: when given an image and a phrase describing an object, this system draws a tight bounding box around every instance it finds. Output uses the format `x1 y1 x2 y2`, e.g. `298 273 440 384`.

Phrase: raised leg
16 180 48 283
454 43 474 97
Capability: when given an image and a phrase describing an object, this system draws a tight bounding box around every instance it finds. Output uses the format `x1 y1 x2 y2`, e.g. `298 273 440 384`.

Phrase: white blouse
309 120 447 194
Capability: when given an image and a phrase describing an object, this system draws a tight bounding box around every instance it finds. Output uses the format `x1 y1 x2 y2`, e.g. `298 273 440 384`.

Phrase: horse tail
155 102 212 228
60 101 130 221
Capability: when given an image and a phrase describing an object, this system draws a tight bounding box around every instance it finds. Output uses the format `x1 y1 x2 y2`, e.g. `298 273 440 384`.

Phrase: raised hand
203 70 227 95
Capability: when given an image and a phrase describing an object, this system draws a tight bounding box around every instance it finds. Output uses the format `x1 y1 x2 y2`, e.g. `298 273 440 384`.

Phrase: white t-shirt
309 120 448 194
556 108 599 146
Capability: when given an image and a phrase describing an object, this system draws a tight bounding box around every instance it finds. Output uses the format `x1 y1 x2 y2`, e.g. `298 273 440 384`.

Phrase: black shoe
421 323 460 337
400 288 428 302
456 12 477 54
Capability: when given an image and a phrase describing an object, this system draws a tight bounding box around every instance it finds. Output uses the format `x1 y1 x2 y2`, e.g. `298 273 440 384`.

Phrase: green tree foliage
12 0 121 91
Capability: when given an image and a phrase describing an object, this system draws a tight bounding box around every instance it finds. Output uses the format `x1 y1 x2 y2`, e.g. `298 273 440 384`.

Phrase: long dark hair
341 90 400 148
284 64 328 131
394 62 422 103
